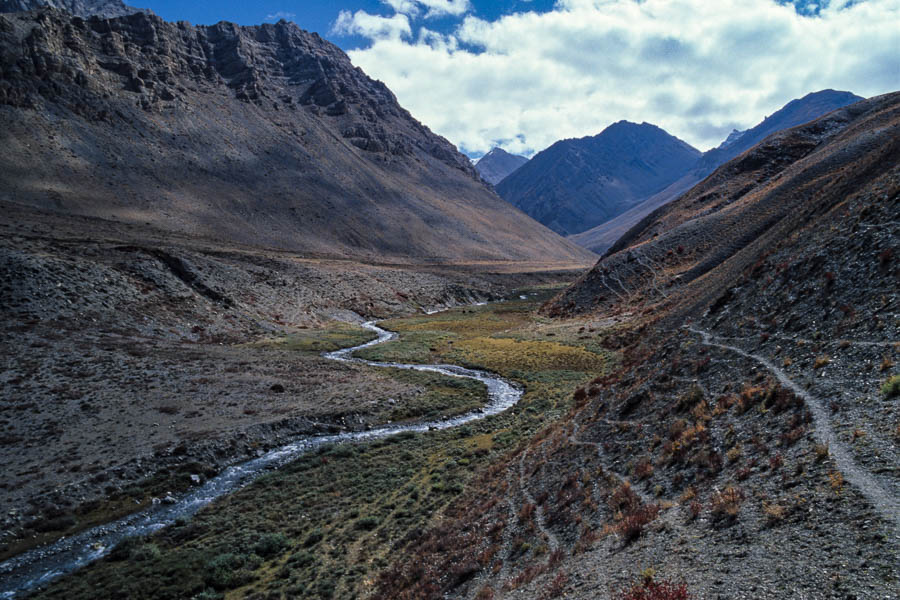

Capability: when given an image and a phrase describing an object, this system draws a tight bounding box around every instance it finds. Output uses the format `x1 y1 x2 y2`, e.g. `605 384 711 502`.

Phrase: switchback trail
0 321 523 598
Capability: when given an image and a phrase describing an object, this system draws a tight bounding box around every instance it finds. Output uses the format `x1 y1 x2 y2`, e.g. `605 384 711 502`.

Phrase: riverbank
1 205 589 565
15 292 619 599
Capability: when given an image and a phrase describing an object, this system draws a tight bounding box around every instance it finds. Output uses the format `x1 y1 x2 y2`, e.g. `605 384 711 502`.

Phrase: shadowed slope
496 121 701 236
547 92 899 318
0 9 594 264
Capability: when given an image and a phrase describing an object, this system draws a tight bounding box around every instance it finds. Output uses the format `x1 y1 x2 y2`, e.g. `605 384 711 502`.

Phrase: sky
142 0 899 157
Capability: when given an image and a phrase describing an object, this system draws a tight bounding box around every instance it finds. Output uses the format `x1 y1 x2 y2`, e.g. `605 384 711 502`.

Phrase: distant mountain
496 121 701 236
568 89 865 255
548 91 900 317
0 0 146 17
695 89 863 175
475 148 528 185
0 9 594 264
715 128 747 151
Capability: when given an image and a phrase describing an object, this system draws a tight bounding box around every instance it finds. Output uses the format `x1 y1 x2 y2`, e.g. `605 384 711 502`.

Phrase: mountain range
0 8 592 264
549 91 899 317
474 147 528 185
0 0 145 18
505 90 864 254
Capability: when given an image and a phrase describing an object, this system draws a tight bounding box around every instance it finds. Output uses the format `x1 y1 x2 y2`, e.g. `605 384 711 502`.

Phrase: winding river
0 321 522 598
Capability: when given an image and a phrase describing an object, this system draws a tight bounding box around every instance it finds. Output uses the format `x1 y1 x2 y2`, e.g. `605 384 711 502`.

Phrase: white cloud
333 10 412 41
417 0 472 18
384 0 420 16
382 0 472 18
341 0 899 156
264 11 295 22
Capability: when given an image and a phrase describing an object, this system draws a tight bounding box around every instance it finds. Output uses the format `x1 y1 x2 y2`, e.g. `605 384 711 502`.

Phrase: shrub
882 375 900 399
303 528 324 547
253 532 289 559
619 579 692 600
762 501 786 524
475 587 495 600
355 516 380 531
709 486 743 522
619 504 660 542
813 356 830 369
634 458 654 480
204 553 258 590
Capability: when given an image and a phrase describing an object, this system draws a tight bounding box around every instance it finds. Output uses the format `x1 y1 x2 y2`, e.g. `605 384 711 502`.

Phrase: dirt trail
687 326 900 532
518 448 560 552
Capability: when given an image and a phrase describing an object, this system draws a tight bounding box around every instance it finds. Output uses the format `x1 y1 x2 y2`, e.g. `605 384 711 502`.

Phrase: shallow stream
0 321 522 597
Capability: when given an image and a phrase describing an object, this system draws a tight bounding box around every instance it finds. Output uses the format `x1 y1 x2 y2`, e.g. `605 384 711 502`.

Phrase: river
0 321 522 598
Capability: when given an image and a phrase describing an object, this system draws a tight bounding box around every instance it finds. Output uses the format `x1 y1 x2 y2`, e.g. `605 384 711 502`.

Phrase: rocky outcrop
0 0 146 18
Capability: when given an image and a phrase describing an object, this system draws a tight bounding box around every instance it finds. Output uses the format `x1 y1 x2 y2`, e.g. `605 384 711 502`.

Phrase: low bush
882 375 900 398
619 579 692 600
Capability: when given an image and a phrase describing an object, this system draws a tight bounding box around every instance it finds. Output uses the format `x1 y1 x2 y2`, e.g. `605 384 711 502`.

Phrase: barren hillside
0 9 593 264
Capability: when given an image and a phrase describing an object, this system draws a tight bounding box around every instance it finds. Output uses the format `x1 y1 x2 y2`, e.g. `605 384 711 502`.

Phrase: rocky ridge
0 8 592 263
566 90 863 255
0 0 145 18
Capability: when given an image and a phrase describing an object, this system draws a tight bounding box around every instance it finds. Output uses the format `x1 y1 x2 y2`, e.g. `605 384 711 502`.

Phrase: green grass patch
256 321 377 354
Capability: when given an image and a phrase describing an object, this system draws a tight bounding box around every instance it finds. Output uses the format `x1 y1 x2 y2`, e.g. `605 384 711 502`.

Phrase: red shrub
620 579 692 600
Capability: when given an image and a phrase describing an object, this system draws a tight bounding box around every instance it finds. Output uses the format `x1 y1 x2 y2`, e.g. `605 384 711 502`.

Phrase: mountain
695 89 863 176
568 89 865 255
0 0 145 18
377 91 900 600
547 91 899 318
474 147 528 185
715 127 747 150
0 9 594 264
496 121 701 236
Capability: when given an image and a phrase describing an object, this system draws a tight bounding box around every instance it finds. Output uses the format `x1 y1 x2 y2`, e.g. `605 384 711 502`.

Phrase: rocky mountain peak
0 0 147 18
0 8 477 178
475 147 528 185
496 121 701 236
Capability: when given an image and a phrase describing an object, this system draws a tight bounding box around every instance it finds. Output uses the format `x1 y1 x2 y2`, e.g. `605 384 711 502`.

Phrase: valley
0 2 897 599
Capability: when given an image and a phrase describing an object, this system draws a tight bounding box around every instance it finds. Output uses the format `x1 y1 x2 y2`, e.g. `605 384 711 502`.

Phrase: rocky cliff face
0 9 593 263
0 0 145 18
496 121 701 236
475 147 528 185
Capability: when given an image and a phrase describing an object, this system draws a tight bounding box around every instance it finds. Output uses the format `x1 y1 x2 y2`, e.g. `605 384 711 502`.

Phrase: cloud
333 10 412 40
382 0 473 18
342 0 899 156
264 11 295 22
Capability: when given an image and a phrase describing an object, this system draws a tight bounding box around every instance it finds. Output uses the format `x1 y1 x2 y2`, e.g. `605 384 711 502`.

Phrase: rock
162 494 176 504
270 383 285 393
189 474 200 484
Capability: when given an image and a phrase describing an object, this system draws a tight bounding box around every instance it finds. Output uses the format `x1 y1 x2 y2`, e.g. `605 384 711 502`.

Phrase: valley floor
0 203 591 565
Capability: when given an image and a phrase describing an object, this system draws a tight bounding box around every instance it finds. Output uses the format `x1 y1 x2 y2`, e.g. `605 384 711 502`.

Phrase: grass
31 287 620 600
254 321 378 354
